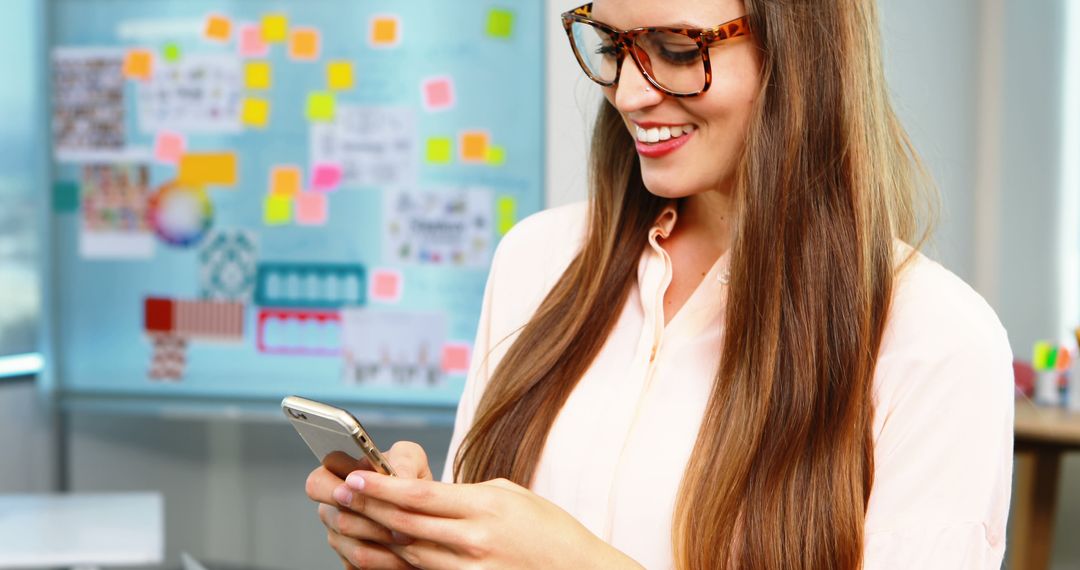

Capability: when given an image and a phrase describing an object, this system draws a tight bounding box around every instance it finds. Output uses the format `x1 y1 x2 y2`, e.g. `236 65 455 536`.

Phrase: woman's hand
306 441 432 569
331 471 645 570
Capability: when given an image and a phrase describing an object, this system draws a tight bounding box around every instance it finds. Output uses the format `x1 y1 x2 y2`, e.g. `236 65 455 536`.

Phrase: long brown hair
454 0 932 567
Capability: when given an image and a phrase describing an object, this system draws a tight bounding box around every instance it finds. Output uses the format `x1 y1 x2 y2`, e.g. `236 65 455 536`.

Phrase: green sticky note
306 91 336 122
496 195 517 235
486 8 514 38
1033 342 1053 371
52 181 79 213
426 137 453 164
162 42 182 63
486 145 506 166
264 194 292 225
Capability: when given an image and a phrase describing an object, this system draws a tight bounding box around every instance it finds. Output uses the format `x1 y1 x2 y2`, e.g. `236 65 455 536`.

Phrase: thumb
383 441 433 480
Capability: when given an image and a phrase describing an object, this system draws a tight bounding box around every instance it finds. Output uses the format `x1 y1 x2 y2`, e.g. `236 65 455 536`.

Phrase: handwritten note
310 105 416 188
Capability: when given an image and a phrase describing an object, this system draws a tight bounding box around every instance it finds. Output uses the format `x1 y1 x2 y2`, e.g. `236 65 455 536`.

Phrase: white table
0 492 163 569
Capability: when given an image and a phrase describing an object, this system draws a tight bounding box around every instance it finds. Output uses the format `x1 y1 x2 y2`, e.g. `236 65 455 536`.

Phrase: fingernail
392 530 414 545
345 472 366 491
333 485 354 506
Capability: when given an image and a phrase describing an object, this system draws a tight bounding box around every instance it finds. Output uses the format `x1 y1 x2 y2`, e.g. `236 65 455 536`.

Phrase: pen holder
1035 370 1061 407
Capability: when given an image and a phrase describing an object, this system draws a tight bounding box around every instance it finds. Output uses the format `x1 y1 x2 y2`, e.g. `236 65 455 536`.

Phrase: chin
640 171 704 200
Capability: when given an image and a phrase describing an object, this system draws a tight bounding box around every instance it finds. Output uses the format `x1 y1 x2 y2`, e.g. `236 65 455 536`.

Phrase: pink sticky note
238 23 269 58
154 131 186 164
369 269 403 303
295 192 328 226
311 163 342 192
441 342 471 374
421 76 455 112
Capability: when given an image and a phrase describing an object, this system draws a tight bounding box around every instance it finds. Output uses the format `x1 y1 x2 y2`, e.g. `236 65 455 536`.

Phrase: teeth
635 124 695 144
636 126 648 142
647 128 660 143
670 125 683 137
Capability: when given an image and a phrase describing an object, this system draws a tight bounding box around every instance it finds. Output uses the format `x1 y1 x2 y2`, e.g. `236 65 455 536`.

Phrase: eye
657 43 700 65
594 43 620 58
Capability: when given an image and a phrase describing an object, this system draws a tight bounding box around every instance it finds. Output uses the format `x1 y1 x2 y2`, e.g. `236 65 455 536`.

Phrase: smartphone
281 395 398 476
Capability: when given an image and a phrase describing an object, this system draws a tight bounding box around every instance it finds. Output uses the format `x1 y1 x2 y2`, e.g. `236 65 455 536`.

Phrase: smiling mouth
634 124 697 144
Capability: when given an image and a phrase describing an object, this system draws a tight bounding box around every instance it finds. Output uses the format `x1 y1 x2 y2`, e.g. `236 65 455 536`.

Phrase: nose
612 54 664 112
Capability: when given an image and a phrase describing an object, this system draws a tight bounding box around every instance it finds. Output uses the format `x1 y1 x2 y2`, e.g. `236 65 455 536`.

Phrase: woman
306 0 1014 567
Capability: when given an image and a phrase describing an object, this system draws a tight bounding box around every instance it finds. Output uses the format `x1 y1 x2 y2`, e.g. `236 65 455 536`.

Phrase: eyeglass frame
560 2 752 98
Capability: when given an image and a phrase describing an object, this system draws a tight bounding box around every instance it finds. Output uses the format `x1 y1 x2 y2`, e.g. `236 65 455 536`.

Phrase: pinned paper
369 269 403 303
136 54 242 134
289 27 321 61
123 49 154 81
264 194 292 225
154 131 186 164
341 309 446 387
370 15 400 47
311 163 342 192
306 91 336 122
296 192 328 226
257 309 342 356
426 137 452 164
496 195 517 235
486 8 515 38
204 14 232 42
162 43 182 63
310 105 417 188
245 61 272 90
460 131 490 163
200 229 258 301
255 263 366 308
53 181 79 213
421 76 455 112
241 97 270 128
238 23 269 58
441 342 472 374
270 165 302 196
327 61 354 91
487 145 506 166
178 152 238 186
261 13 289 43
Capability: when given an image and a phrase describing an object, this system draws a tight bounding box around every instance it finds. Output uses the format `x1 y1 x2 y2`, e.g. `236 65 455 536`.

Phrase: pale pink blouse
442 201 1014 569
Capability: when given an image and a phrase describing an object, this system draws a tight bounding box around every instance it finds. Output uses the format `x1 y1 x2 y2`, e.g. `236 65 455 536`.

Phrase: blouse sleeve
862 319 1015 569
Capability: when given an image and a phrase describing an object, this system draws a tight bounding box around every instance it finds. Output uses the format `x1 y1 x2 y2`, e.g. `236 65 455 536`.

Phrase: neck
676 189 736 255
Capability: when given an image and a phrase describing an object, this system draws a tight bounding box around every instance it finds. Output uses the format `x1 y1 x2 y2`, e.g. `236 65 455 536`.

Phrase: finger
340 482 467 548
390 539 465 570
306 465 346 506
328 531 414 570
384 441 433 480
319 503 396 544
346 471 474 519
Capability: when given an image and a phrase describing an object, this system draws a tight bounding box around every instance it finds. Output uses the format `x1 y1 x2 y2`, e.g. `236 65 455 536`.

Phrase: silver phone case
281 395 397 476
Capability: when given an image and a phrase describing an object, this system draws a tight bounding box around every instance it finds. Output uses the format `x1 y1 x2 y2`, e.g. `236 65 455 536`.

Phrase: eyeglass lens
570 21 706 95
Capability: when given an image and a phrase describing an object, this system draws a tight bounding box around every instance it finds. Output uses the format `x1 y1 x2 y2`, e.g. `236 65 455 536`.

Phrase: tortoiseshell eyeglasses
560 2 751 97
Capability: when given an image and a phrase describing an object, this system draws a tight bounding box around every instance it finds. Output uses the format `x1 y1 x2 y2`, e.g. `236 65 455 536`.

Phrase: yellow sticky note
204 14 232 42
178 152 238 187
370 15 400 47
426 137 452 164
487 145 506 166
241 97 270 128
245 61 272 90
327 60 354 91
264 194 293 225
269 165 302 196
262 13 289 43
497 196 517 235
122 49 154 81
306 91 336 122
289 27 321 61
460 131 489 162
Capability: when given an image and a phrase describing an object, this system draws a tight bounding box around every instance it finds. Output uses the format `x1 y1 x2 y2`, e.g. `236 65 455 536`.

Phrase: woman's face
592 0 762 200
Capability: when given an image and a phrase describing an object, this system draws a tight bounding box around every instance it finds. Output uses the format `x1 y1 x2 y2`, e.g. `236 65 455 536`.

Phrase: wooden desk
1011 398 1080 570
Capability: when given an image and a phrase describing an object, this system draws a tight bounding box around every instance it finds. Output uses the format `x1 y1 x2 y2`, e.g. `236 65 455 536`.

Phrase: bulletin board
46 0 544 410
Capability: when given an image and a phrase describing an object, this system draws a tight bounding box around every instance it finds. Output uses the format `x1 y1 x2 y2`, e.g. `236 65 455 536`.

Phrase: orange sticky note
178 152 238 186
245 61 272 90
264 194 292 225
295 192 328 226
261 13 289 43
370 15 400 47
289 27 321 61
269 165 302 196
123 49 154 81
204 14 232 42
241 97 270 128
460 131 489 163
327 60 354 90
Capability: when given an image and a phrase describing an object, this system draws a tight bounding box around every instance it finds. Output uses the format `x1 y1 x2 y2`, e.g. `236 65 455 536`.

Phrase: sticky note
497 195 517 235
179 152 238 186
486 8 515 38
261 13 289 43
264 194 292 225
122 49 154 81
270 165 302 196
154 131 186 164
487 145 506 166
327 61 354 91
289 27 321 61
426 137 453 164
53 181 79 213
421 76 455 112
311 163 342 192
204 14 232 42
295 192 328 226
370 15 400 47
441 343 472 373
144 297 176 333
369 269 403 303
306 91 336 122
161 43 182 63
241 97 270 128
245 61 272 90
1034 342 1053 371
238 23 269 58
460 131 490 163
